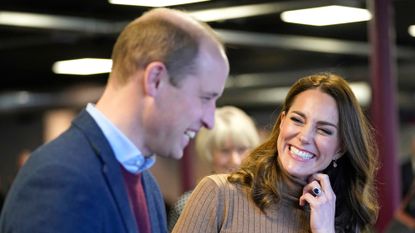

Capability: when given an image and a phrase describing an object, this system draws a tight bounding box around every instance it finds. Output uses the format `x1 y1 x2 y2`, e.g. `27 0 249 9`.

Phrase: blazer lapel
142 171 167 233
72 110 138 233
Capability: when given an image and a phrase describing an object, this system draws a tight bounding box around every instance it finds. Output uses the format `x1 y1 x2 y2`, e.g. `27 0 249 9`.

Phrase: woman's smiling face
277 88 342 180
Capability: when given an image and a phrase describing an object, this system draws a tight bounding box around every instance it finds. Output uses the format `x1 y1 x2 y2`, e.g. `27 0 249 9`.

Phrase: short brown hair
111 8 224 86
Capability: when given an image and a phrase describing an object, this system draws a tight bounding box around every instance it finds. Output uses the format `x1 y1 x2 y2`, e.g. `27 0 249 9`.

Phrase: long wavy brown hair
228 72 379 232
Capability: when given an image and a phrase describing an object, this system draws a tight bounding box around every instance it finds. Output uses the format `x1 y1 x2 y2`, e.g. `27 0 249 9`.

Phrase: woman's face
277 89 341 180
211 137 250 174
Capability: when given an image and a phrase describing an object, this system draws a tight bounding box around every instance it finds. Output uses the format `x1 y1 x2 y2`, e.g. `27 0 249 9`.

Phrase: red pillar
367 0 400 231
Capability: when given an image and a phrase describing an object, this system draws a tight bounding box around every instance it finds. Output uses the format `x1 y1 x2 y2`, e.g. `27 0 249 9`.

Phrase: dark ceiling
0 0 414 113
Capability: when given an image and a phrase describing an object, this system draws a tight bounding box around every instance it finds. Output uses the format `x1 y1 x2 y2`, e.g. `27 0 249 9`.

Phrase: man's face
146 43 229 159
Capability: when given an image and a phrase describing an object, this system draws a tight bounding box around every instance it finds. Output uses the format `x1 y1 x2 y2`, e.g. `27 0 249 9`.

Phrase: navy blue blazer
0 110 167 233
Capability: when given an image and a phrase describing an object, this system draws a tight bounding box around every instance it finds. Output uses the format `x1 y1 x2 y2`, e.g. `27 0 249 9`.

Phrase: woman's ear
143 61 167 97
334 148 346 160
279 111 286 130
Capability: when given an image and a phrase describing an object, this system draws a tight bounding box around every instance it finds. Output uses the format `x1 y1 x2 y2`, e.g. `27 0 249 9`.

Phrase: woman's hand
299 173 336 233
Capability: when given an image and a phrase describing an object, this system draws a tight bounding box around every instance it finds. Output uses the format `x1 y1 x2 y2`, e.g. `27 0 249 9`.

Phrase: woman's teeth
290 146 314 159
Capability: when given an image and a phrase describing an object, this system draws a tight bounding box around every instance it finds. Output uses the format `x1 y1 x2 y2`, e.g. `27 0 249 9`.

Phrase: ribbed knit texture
121 167 152 233
172 174 310 233
168 190 192 231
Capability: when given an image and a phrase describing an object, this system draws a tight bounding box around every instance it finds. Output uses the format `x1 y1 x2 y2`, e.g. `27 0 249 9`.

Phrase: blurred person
401 135 415 198
168 106 260 231
0 8 229 233
0 186 4 213
173 72 379 233
384 135 415 232
384 183 415 233
16 149 30 169
197 106 260 174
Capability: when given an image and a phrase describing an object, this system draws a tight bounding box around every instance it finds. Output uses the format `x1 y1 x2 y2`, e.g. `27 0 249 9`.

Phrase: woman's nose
298 127 313 144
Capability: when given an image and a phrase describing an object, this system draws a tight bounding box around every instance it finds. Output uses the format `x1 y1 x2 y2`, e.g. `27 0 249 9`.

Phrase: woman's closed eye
290 116 304 124
317 127 333 136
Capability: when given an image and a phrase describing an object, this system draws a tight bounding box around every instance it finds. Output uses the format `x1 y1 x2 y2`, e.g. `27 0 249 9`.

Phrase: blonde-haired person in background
168 106 260 231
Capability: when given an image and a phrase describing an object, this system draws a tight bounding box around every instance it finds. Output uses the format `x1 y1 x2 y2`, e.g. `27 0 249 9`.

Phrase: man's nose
202 104 215 129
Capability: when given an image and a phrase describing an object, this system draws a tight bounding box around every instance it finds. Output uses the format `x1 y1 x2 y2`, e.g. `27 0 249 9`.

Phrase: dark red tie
121 167 152 233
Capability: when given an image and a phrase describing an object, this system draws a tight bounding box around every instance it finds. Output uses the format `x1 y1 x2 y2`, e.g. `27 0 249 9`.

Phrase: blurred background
0 0 414 231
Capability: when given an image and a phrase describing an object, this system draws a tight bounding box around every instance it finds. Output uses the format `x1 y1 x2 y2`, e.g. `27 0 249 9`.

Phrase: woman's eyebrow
291 110 338 128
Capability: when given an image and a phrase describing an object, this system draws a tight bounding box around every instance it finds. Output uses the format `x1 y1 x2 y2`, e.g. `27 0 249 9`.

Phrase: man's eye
201 96 214 103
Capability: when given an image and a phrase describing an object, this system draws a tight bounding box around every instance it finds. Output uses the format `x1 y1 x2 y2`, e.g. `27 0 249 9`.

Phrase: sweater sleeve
172 175 226 233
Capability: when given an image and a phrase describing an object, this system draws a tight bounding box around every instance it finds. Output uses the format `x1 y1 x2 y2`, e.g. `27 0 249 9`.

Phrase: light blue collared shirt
86 103 155 174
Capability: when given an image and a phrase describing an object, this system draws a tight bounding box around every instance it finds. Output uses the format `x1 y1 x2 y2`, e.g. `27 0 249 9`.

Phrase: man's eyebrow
204 92 220 98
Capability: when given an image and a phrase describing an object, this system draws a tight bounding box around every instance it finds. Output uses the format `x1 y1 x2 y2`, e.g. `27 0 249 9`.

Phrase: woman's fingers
312 186 322 196
308 173 335 201
300 173 336 233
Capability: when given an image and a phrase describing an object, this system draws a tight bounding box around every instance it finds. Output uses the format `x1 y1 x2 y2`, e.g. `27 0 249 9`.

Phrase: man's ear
143 61 167 97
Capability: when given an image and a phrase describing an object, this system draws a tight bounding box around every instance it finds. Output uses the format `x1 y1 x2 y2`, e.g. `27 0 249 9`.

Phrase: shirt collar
86 103 155 174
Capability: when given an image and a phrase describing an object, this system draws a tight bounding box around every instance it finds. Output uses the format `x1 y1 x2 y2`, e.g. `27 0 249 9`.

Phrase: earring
333 159 338 168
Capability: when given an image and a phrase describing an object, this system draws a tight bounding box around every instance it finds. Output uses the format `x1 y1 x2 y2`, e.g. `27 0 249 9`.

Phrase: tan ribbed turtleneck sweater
172 174 311 233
